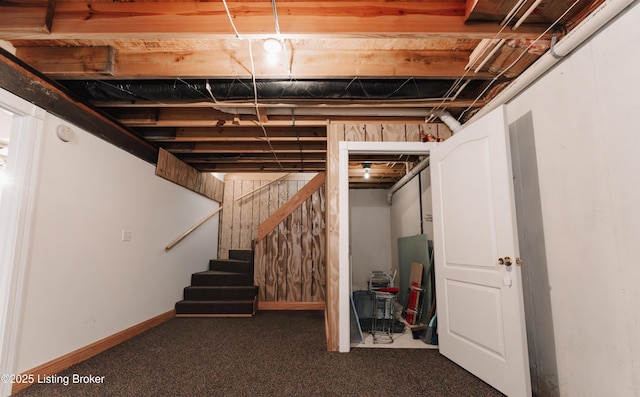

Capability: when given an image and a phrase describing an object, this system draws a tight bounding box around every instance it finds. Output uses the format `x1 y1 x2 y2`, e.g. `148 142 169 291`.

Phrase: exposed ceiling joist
1 1 550 40
0 0 605 188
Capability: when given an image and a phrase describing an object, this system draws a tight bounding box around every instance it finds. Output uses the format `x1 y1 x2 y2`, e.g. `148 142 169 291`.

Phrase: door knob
498 257 523 266
498 257 512 266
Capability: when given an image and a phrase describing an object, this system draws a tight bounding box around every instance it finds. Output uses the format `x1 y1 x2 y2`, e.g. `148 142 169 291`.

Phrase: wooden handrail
165 207 223 251
255 172 325 242
166 173 290 251
234 173 290 202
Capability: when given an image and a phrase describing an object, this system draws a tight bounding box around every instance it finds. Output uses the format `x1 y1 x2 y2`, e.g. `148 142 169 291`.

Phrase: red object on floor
405 282 420 324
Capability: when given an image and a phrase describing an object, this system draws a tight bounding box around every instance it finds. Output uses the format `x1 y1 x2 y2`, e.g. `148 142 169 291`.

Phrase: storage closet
348 185 437 349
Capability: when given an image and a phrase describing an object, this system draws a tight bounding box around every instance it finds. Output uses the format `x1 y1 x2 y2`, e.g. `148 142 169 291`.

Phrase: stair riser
184 287 258 301
228 249 254 263
175 300 256 315
191 273 253 287
209 259 253 275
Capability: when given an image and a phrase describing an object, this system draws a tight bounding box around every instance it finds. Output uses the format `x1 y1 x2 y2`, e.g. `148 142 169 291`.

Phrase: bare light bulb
264 38 282 54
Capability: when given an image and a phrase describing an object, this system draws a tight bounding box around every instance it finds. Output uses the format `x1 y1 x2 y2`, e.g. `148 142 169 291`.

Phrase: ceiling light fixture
363 164 371 179
264 38 282 54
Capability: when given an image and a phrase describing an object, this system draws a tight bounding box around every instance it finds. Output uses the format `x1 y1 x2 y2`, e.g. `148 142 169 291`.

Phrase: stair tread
194 270 246 276
185 285 257 289
178 252 256 315
211 258 251 263
178 298 255 304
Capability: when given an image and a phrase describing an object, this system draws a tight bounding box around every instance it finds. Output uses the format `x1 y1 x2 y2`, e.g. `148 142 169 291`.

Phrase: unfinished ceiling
0 0 603 187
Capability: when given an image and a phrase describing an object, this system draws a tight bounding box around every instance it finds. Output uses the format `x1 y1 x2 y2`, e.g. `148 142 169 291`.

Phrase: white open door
431 105 531 396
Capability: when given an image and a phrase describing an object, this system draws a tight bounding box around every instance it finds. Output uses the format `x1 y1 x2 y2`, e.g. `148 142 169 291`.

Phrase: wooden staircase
175 249 258 317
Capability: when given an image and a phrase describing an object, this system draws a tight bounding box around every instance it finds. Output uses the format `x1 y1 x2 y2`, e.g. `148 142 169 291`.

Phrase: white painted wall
389 171 433 270
15 112 220 372
348 189 392 290
0 108 9 138
504 3 640 395
0 108 10 204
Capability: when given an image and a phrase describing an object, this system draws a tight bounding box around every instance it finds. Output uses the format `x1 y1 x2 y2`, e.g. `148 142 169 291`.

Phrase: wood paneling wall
156 148 224 202
339 122 451 142
218 172 326 304
254 187 326 303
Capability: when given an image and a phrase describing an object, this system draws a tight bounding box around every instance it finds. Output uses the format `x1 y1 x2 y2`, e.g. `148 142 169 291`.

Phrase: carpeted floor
14 311 504 396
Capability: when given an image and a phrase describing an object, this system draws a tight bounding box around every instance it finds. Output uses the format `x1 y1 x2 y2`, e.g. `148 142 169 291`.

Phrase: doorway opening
0 89 45 397
337 141 437 352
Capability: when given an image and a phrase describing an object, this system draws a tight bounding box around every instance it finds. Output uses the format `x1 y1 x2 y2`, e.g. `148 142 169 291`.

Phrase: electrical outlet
121 230 132 242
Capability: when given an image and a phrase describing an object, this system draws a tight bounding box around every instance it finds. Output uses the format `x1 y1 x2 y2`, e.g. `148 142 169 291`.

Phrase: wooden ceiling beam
149 136 327 143
193 163 326 172
175 126 325 138
15 47 494 79
0 0 54 34
114 48 491 79
181 153 327 163
161 141 326 153
111 107 235 126
16 46 116 77
3 1 549 40
0 48 158 163
188 158 326 164
136 126 326 141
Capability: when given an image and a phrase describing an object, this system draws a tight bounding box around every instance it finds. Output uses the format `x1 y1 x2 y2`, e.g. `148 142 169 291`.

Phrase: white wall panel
348 189 392 290
506 3 640 395
16 113 219 372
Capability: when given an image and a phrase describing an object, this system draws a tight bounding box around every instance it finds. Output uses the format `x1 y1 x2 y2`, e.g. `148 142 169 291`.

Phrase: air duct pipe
468 0 636 123
386 157 430 204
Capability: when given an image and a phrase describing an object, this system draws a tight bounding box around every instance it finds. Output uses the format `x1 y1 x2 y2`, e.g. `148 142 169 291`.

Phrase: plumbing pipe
512 0 545 30
474 39 506 73
431 110 463 134
214 106 438 117
501 0 527 26
386 108 463 204
387 157 430 204
468 0 637 124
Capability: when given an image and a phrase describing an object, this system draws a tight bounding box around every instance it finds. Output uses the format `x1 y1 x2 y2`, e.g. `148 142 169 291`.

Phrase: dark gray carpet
14 311 504 396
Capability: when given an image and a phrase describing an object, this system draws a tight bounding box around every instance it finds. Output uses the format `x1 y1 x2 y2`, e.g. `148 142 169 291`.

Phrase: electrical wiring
221 0 242 39
458 0 583 122
270 0 292 77
248 38 284 170
427 0 536 122
219 0 284 170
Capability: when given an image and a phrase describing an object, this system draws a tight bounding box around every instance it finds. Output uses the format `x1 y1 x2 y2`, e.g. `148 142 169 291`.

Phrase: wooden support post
325 123 341 352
